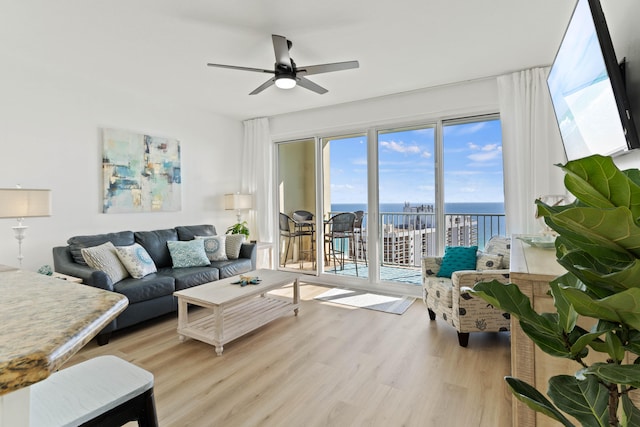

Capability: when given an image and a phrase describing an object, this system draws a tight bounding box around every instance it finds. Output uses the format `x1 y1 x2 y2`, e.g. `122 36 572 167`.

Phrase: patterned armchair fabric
422 235 512 347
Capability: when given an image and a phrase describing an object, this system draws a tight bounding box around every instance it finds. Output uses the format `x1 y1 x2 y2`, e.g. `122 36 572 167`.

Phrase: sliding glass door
277 139 317 273
321 134 368 279
442 116 505 248
377 126 436 285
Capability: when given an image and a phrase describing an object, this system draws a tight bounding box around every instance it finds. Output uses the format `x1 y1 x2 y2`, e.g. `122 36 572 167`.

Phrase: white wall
270 78 499 141
0 57 243 271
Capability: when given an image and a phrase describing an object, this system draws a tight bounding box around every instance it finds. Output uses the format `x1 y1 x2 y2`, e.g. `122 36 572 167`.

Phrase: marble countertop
0 267 128 396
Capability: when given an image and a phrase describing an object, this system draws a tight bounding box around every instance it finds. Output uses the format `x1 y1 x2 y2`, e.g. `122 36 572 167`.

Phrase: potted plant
472 154 640 426
226 221 250 239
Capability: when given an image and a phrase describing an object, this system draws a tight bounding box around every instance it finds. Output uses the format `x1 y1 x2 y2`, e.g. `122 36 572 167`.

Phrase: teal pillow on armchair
436 245 478 278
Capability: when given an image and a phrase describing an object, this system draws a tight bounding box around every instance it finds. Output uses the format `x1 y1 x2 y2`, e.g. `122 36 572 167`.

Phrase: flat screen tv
547 0 640 161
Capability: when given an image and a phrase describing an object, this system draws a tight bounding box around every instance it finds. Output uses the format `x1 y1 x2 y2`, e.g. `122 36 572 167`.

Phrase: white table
174 269 300 355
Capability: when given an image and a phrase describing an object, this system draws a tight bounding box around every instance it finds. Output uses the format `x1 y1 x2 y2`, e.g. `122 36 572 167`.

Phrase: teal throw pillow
167 239 211 268
436 245 478 278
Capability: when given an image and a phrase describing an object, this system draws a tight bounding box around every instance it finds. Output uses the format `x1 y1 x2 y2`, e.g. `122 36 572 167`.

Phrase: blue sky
330 119 504 204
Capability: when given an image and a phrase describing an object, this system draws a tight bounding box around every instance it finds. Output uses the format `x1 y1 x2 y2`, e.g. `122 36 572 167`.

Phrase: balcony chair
292 210 316 268
422 235 511 347
325 212 358 276
279 213 299 267
354 210 367 266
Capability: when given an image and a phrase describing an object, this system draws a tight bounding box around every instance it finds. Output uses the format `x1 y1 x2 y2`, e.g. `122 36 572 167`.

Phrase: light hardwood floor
67 284 512 426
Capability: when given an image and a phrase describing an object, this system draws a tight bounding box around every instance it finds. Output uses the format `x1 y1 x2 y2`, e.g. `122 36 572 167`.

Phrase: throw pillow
476 252 503 270
198 235 228 261
167 239 210 268
81 241 130 284
225 234 245 260
115 243 157 279
436 245 478 278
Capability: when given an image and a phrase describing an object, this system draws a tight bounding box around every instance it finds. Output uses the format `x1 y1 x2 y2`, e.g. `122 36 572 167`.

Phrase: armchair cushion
484 236 511 268
476 252 503 270
436 245 478 278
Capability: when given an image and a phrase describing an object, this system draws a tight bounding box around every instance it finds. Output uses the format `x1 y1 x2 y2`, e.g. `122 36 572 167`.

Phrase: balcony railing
328 211 506 268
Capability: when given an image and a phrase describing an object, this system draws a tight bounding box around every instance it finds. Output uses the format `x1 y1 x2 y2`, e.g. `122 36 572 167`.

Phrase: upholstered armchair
422 235 512 347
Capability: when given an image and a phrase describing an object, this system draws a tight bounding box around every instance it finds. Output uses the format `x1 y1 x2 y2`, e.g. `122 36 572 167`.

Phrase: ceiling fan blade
297 77 328 94
207 63 274 74
297 60 359 76
272 35 292 68
249 77 276 95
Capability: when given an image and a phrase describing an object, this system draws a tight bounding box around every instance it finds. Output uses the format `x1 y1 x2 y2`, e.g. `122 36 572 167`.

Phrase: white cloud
467 142 502 163
380 140 422 154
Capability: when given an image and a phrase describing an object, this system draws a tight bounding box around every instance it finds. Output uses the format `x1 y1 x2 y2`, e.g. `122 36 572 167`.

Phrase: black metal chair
325 212 358 276
292 210 316 269
279 213 298 267
354 210 367 266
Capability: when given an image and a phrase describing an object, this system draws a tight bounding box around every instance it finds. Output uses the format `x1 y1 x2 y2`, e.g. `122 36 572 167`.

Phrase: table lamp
0 187 52 266
224 193 252 223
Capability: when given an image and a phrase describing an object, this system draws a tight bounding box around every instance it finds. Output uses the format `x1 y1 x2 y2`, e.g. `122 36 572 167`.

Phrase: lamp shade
0 188 52 218
224 193 252 210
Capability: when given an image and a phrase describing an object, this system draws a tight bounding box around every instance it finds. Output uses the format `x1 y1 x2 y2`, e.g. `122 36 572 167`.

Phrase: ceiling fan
207 34 359 95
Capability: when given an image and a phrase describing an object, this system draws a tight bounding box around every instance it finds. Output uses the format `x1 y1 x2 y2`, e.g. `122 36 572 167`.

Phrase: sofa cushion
68 231 135 266
198 235 228 261
167 239 211 268
212 258 253 279
113 274 175 304
158 266 219 291
116 243 158 279
134 229 178 268
436 246 478 278
176 224 216 241
225 234 245 260
81 242 130 284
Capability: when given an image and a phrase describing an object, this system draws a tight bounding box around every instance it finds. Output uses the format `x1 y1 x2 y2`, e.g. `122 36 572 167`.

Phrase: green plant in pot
472 154 640 426
226 221 249 239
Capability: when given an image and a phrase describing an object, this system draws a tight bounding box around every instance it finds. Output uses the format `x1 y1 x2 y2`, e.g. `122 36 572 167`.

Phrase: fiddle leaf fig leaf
548 206 640 260
550 279 578 333
585 363 640 388
561 287 640 331
547 375 608 427
505 377 575 426
560 154 640 218
622 394 640 426
471 281 557 333
605 331 626 363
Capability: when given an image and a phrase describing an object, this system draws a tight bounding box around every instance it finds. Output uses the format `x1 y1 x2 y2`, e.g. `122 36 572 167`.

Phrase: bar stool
30 355 158 427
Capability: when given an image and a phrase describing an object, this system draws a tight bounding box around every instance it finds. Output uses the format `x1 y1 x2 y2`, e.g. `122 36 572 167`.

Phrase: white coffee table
174 269 300 355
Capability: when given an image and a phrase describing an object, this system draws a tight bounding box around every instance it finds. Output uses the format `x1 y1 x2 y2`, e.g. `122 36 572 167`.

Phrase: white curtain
498 67 567 235
241 117 274 243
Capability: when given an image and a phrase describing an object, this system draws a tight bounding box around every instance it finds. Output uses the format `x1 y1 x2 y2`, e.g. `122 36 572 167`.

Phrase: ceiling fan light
275 76 296 89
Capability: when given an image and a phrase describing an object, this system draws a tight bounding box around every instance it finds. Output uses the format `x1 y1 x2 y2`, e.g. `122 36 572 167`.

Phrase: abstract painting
102 128 181 213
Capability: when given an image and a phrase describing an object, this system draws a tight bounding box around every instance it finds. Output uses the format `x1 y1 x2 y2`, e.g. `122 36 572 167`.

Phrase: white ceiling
1 0 576 121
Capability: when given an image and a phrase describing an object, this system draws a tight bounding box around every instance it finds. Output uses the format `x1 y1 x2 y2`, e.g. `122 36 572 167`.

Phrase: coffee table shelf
174 270 300 356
